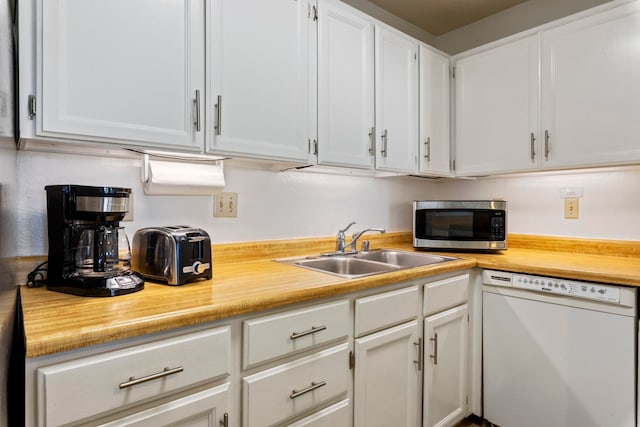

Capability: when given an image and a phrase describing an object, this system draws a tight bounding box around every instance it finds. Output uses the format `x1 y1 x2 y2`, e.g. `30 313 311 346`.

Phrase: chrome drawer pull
193 90 201 132
215 95 222 135
289 381 327 399
429 333 439 366
544 129 550 160
290 325 327 340
220 413 229 427
380 129 388 157
118 366 184 389
413 338 423 371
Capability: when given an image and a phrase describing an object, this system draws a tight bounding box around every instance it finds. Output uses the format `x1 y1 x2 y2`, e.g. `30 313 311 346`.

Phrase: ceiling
367 0 529 35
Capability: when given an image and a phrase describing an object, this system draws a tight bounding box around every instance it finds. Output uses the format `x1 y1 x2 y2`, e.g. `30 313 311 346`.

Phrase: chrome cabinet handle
429 333 438 366
290 325 327 340
530 132 536 160
424 137 431 162
220 413 228 427
380 129 388 157
215 95 222 135
289 381 327 399
193 90 201 132
368 127 375 155
119 366 184 389
413 338 423 371
544 129 550 160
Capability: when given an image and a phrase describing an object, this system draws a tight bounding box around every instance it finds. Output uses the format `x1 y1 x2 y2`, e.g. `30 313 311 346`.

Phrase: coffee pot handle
94 227 106 272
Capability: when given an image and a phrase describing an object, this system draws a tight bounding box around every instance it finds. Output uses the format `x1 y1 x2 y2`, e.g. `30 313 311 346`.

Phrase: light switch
214 192 238 218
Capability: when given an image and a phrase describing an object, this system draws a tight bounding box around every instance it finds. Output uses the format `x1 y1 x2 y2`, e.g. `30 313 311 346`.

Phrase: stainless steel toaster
131 226 212 285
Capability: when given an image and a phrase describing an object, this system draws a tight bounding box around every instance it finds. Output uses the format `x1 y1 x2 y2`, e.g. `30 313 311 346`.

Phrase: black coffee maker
45 185 144 297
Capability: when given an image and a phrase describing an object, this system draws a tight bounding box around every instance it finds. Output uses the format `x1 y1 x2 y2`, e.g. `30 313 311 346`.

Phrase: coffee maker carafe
45 185 144 296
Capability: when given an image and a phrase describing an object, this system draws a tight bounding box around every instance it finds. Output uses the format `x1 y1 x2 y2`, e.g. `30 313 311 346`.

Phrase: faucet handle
338 221 356 234
361 240 370 252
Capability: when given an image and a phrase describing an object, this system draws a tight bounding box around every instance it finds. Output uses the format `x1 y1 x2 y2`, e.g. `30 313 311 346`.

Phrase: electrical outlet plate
564 198 579 219
214 192 238 218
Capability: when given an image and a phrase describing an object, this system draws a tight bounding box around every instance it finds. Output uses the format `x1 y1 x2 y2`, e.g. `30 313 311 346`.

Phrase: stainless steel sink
276 249 456 279
355 250 455 268
293 257 399 278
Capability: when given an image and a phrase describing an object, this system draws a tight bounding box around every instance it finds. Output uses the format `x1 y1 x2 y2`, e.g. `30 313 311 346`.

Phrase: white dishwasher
482 269 637 427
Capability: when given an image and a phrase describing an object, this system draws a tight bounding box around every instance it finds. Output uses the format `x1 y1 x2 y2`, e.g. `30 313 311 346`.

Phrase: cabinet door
317 0 375 169
209 0 310 161
541 2 640 169
423 305 468 427
98 384 229 427
419 45 451 176
454 35 539 175
374 25 419 173
39 0 205 150
354 321 420 427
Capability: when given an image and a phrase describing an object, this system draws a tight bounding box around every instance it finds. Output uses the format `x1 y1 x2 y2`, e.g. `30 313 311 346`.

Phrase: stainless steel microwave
413 200 507 251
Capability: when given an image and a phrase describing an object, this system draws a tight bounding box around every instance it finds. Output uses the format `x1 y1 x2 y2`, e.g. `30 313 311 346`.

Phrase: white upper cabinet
316 0 375 169
28 0 205 150
208 0 311 162
454 34 540 176
375 24 419 173
541 1 640 169
419 45 451 176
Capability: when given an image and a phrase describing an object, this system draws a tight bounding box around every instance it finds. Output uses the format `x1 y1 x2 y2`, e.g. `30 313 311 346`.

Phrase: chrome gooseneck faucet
335 221 385 253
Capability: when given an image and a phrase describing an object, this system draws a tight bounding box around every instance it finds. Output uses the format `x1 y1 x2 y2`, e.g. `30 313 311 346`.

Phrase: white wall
436 168 640 240
13 150 439 257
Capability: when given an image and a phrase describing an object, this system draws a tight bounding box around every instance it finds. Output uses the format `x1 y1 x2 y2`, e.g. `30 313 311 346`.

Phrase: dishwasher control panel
483 270 621 303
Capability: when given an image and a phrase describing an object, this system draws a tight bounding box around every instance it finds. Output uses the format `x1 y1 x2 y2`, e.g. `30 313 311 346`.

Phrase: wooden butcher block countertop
18 233 640 358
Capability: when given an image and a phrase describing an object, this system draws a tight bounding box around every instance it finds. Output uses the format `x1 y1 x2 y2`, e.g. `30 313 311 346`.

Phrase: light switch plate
214 192 238 218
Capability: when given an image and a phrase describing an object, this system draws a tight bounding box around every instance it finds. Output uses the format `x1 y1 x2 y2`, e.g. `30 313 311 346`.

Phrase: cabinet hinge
467 314 470 322
308 4 318 21
28 95 36 120
451 159 456 171
349 350 355 370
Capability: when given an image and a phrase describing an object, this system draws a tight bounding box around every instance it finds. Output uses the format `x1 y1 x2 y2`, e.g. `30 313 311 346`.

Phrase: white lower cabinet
353 286 421 427
422 275 470 427
241 299 351 426
242 343 350 427
32 326 231 427
26 273 476 427
423 306 468 427
354 321 421 427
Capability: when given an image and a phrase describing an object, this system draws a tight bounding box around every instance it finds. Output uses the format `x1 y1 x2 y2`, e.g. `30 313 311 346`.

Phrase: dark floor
455 415 493 427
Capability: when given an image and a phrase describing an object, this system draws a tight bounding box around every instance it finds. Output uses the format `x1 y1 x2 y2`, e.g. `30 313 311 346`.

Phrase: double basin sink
276 249 456 279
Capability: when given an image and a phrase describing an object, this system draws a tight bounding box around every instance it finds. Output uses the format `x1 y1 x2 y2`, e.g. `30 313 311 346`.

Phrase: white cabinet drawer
424 274 469 316
98 383 229 427
242 343 349 427
286 399 351 427
243 300 349 368
355 286 419 337
37 326 231 427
